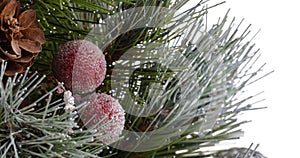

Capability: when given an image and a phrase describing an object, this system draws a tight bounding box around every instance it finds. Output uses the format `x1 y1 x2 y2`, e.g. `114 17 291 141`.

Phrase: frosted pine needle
0 62 107 157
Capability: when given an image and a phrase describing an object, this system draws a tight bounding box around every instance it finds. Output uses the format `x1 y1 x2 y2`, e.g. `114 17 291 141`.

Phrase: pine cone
0 0 45 76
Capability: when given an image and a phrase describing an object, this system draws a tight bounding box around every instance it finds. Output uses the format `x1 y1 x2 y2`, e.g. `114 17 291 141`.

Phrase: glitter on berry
79 93 125 144
52 40 106 94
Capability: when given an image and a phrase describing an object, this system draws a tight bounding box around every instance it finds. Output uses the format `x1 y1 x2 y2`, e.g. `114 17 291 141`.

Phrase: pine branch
0 62 112 157
100 3 270 158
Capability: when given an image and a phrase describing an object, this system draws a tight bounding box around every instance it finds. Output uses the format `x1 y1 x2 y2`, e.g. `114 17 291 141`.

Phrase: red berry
52 40 106 94
79 93 125 144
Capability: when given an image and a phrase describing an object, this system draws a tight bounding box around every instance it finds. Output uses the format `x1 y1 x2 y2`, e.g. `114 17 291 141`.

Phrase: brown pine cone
0 0 45 76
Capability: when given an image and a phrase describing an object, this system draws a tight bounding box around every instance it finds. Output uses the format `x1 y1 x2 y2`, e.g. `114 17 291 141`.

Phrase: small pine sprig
0 62 110 157
213 144 267 158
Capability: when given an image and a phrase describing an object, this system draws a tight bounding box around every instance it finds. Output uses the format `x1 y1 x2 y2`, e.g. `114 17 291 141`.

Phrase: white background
182 0 300 157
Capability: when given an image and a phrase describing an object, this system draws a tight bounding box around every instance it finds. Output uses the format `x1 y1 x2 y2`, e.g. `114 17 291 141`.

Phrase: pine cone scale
19 10 36 29
0 0 17 19
5 62 25 76
5 62 24 76
11 39 21 56
2 49 19 60
14 52 35 63
21 27 46 44
18 39 42 53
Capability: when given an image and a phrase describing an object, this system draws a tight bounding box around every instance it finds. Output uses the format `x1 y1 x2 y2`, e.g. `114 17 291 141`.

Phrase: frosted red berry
79 93 125 144
52 40 106 94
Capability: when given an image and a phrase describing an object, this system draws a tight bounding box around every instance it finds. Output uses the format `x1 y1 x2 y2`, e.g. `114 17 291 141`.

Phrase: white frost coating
64 90 75 113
